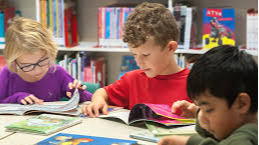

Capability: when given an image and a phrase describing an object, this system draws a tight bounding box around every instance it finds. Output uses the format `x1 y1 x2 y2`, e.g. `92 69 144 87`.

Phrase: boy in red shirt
82 2 191 117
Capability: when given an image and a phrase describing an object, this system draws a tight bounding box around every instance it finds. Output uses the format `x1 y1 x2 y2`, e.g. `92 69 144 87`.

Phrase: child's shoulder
0 66 12 76
223 123 257 144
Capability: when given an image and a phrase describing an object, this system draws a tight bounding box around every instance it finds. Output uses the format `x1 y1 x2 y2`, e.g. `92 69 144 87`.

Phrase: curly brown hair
122 2 179 49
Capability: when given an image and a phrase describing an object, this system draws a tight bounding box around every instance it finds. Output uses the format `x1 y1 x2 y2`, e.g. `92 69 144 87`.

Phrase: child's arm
0 67 43 104
158 135 190 145
81 88 109 117
171 100 198 118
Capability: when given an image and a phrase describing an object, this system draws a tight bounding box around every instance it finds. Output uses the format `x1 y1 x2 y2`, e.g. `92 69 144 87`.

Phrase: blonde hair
4 17 58 72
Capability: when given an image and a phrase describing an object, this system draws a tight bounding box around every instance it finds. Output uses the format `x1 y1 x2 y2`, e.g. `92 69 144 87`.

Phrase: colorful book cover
35 133 138 145
5 114 82 135
0 55 6 72
0 12 5 44
202 8 235 50
118 55 139 79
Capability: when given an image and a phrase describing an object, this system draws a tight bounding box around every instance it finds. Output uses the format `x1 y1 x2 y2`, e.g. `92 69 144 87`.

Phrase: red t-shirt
104 68 191 109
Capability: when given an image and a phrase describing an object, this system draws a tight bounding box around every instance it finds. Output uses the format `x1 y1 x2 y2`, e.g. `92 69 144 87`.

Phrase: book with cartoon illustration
202 8 235 50
5 114 82 135
35 133 139 145
0 89 80 116
96 103 195 127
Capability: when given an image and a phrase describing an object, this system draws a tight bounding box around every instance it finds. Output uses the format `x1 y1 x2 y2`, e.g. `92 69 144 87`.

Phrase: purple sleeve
79 90 92 102
58 66 92 102
0 67 30 103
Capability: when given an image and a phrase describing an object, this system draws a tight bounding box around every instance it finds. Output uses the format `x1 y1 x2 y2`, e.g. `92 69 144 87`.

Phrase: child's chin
144 72 156 78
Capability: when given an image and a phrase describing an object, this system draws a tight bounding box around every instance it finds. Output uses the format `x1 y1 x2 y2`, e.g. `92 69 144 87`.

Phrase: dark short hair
187 45 258 113
123 2 179 48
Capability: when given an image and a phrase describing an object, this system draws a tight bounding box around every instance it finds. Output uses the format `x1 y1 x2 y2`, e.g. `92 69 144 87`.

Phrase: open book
0 89 80 116
5 114 82 135
97 103 195 127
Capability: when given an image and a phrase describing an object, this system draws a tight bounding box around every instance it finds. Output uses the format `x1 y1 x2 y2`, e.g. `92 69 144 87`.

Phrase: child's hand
21 94 44 105
158 135 190 145
66 80 87 97
81 98 108 118
171 100 198 118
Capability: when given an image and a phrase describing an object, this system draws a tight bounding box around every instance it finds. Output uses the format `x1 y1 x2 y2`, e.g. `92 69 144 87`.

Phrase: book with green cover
5 114 82 135
145 122 196 136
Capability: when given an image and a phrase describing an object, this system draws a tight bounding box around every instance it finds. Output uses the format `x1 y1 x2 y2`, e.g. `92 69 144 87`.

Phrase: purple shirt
0 65 92 104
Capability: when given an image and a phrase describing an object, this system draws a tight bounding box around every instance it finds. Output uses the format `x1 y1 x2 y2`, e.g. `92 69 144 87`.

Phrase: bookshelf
1 0 258 84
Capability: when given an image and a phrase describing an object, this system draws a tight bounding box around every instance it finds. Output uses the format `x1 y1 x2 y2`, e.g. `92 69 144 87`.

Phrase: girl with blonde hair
0 17 92 104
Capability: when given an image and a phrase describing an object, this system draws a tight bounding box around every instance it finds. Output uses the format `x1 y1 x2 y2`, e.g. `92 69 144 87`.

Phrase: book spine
0 12 5 44
48 0 53 33
55 0 59 37
53 0 57 37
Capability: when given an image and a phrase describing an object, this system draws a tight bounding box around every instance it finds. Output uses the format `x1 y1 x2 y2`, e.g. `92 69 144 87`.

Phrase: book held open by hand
0 89 80 116
96 103 195 127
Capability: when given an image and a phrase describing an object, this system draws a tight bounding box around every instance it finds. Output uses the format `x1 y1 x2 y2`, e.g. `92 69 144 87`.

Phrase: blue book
35 133 139 145
105 8 111 39
0 12 5 44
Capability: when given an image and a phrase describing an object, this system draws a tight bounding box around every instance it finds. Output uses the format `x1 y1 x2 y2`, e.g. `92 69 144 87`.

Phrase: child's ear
166 41 178 52
234 93 251 114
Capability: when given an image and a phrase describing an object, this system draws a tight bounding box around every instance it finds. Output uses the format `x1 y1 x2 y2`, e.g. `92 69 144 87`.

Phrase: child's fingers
73 80 78 88
24 96 34 104
81 105 88 116
28 95 43 105
157 136 173 145
93 105 101 117
66 92 72 98
86 105 95 117
68 82 73 90
102 105 108 115
76 80 82 88
81 85 87 90
21 99 27 105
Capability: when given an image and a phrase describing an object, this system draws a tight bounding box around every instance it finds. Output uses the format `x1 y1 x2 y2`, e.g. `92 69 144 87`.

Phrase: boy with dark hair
159 45 258 145
82 2 191 117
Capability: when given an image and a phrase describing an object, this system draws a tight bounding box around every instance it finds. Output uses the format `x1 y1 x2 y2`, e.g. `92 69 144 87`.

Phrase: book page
98 109 130 124
0 89 80 115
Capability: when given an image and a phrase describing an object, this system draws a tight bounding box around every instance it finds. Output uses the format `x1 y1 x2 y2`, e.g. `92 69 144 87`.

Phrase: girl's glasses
15 57 50 72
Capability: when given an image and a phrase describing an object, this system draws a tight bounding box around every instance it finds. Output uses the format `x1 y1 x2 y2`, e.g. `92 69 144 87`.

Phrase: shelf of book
0 43 257 56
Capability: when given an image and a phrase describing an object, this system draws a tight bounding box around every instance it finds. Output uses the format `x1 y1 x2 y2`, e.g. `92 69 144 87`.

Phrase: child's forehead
194 93 227 107
129 39 162 52
16 50 47 62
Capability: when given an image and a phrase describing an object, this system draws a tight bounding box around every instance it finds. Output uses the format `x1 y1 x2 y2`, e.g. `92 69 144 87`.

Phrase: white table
0 115 156 145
